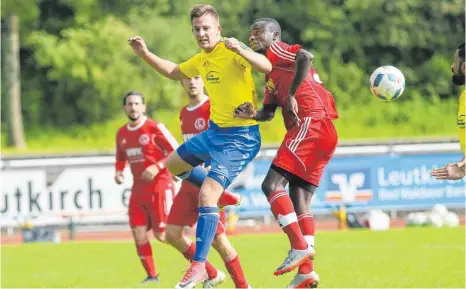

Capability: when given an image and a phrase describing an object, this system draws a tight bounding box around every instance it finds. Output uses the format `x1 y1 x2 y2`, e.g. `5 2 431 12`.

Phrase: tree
2 13 26 148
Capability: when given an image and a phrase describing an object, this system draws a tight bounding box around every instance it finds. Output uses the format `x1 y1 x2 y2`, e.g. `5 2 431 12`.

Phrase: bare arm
253 104 278 121
289 49 314 97
128 36 186 80
285 49 314 125
225 38 272 73
234 102 278 122
238 49 272 73
140 51 186 80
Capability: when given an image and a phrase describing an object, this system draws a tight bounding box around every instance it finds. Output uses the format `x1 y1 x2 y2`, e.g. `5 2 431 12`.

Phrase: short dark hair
252 18 281 39
122 91 144 105
457 42 465 61
190 4 219 22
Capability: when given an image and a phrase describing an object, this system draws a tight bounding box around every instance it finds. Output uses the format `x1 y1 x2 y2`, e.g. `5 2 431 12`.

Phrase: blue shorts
177 121 261 188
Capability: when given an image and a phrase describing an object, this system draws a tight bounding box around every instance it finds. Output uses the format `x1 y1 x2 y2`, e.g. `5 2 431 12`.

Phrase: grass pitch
2 227 464 288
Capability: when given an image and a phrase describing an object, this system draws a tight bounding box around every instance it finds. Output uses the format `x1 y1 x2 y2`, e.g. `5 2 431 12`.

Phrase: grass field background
2 227 464 288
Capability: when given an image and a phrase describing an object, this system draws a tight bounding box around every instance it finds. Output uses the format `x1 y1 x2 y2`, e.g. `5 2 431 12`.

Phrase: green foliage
0 0 464 151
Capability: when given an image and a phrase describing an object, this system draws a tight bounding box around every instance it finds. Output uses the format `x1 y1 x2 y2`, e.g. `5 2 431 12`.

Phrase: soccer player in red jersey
114 91 179 284
235 18 339 288
165 76 250 288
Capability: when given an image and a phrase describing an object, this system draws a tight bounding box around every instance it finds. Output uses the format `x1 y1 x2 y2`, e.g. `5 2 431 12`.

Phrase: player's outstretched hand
286 96 301 126
128 36 149 57
430 163 465 180
234 102 256 119
114 172 124 185
141 164 160 181
224 37 244 54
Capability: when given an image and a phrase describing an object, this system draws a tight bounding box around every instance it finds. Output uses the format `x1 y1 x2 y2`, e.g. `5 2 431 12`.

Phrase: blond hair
190 4 219 22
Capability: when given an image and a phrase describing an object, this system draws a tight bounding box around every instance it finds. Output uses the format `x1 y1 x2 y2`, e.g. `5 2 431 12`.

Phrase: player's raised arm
128 36 187 80
225 38 272 73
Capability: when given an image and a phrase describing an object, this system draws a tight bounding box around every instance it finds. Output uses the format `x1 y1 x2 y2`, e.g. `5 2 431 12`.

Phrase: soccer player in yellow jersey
129 4 271 288
431 43 465 180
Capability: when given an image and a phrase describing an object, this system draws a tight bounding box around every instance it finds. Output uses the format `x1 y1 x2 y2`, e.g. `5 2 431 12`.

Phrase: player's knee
153 231 167 243
261 179 280 197
131 227 149 245
166 151 192 176
165 226 182 245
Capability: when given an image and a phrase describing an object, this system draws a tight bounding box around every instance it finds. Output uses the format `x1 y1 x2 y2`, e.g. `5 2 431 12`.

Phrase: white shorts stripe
289 117 312 152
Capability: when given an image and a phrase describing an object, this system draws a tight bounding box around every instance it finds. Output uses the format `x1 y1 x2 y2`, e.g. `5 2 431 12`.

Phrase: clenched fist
234 102 256 119
128 36 149 57
224 37 245 55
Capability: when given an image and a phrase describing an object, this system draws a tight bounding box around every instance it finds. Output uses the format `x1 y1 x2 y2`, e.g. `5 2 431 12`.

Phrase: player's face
451 49 465 85
192 14 222 51
249 22 275 53
124 95 146 122
181 76 204 98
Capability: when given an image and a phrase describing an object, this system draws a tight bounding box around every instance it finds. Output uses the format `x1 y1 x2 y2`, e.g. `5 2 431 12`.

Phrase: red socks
224 254 249 288
136 242 157 277
268 190 307 250
298 213 316 274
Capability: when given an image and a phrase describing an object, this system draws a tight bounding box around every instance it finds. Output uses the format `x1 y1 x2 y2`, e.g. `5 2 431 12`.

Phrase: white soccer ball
370 65 405 101
406 212 428 227
431 204 449 217
443 212 460 228
427 212 444 228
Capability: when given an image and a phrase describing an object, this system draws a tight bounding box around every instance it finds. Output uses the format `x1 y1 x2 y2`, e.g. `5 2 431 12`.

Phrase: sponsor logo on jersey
126 147 143 157
457 114 465 129
138 133 150 146
206 71 220 84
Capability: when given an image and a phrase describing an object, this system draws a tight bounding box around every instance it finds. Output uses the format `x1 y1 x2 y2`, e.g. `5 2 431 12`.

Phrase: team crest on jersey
194 118 206 130
206 71 220 84
313 73 323 84
121 138 126 145
138 133 150 146
266 78 275 93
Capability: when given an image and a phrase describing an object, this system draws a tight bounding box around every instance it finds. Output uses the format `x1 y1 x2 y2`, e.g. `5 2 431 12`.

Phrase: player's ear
461 61 465 74
217 25 222 35
273 31 279 41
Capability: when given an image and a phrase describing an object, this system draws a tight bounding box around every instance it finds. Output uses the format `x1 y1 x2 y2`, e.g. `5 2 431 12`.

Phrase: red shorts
128 175 175 233
273 117 338 186
167 181 226 235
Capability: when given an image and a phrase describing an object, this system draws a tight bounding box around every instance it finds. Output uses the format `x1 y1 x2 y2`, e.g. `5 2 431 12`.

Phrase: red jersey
264 42 339 130
115 116 179 192
179 96 210 140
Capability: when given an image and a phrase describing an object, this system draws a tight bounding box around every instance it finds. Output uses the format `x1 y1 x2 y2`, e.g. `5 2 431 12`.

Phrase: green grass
2 227 465 288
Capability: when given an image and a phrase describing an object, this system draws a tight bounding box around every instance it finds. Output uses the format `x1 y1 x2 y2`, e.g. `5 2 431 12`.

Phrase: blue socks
177 166 207 188
194 206 219 262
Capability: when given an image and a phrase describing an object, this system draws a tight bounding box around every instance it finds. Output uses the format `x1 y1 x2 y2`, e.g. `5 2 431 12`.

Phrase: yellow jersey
179 40 258 128
457 91 465 154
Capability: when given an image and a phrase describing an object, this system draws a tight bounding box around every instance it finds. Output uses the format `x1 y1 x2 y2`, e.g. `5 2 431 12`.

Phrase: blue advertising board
229 152 465 216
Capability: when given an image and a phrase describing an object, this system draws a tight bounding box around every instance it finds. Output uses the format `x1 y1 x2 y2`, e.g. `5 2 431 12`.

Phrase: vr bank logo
326 168 373 202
